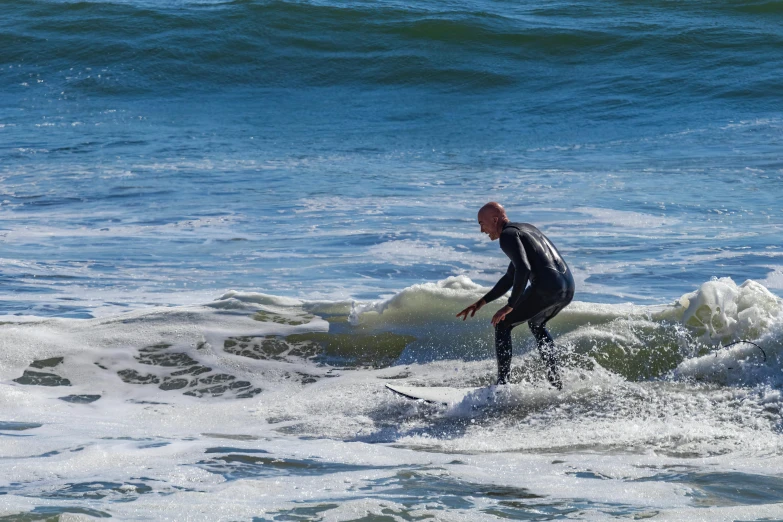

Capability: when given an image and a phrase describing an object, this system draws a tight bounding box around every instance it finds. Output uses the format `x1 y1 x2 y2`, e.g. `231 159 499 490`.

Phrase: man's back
500 222 570 289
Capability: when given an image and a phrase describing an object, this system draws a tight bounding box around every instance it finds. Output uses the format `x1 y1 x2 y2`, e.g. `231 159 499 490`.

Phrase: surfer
456 202 575 389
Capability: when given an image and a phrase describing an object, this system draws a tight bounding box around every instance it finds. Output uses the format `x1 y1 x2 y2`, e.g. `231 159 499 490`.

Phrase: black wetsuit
482 222 575 388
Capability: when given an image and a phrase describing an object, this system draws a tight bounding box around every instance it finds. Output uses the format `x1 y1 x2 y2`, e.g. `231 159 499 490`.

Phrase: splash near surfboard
385 383 486 404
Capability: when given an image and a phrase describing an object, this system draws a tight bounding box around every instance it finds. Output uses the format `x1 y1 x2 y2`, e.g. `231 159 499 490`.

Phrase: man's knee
528 321 545 336
529 321 554 346
495 320 514 336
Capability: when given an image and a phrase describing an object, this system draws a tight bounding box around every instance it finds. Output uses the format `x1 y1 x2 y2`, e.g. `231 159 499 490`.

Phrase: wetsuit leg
494 323 513 385
494 286 573 387
526 292 573 390
529 322 562 390
493 286 545 385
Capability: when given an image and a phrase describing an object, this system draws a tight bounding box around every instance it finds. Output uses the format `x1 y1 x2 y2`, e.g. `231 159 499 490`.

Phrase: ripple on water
0 422 42 431
263 469 660 520
35 481 153 502
196 448 397 480
634 470 783 507
0 506 111 520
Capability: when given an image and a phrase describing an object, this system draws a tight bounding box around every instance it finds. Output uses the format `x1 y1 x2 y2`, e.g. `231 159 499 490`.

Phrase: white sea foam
677 277 781 341
2 276 783 520
572 206 681 228
365 240 488 268
760 266 783 290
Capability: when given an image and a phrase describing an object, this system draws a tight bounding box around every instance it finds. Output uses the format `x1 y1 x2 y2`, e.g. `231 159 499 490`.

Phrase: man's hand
456 299 485 321
491 305 513 327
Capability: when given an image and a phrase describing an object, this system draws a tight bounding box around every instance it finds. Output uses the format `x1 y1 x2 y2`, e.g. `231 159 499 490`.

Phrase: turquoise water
3 1 783 520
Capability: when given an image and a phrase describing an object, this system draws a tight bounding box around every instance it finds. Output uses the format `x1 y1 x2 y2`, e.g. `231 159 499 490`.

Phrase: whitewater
2 276 783 520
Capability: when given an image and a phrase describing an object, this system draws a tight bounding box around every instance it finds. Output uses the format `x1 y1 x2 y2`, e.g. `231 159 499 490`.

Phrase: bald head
477 202 508 241
478 202 507 221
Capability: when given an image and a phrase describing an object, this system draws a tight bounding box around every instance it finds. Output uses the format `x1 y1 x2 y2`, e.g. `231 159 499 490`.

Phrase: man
456 202 575 389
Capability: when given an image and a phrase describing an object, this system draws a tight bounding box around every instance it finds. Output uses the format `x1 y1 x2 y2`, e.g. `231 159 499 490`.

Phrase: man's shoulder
500 223 544 250
499 222 526 247
502 222 537 237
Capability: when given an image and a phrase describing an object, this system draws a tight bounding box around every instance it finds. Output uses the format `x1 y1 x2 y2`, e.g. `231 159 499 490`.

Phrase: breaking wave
3 276 781 407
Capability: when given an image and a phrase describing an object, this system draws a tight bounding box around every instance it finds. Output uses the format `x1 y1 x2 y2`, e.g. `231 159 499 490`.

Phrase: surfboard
385 383 491 405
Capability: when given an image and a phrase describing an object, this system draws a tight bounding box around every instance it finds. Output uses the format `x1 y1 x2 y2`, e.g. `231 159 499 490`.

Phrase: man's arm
500 232 531 309
457 263 514 321
481 262 514 304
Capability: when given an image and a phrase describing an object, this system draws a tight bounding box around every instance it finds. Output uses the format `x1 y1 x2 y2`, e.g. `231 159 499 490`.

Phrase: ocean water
3 0 783 520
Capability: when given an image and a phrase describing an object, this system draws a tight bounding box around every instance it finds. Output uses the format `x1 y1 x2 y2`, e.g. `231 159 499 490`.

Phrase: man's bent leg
529 322 562 390
493 284 573 386
530 323 562 390
493 287 549 385
494 323 513 385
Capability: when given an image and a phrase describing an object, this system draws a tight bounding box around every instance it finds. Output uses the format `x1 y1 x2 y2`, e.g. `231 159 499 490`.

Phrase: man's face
478 213 499 241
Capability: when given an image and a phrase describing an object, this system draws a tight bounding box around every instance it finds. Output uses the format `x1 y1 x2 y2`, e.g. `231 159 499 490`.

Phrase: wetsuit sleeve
481 262 514 304
500 231 531 309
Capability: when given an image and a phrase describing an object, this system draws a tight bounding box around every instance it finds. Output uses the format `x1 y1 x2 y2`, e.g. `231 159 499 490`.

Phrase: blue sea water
3 1 783 520
3 0 783 316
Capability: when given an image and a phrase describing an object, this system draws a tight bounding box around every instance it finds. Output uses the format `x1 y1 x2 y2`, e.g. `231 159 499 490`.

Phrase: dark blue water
2 0 783 316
